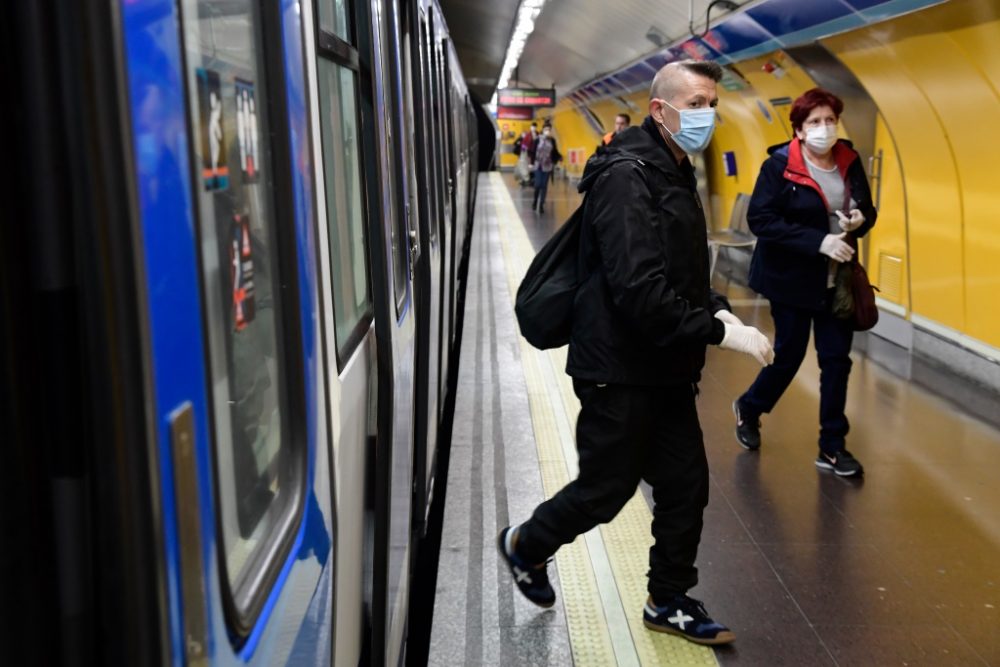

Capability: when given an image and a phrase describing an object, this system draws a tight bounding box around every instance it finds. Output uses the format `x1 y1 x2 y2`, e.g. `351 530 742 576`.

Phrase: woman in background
732 88 876 477
529 123 561 213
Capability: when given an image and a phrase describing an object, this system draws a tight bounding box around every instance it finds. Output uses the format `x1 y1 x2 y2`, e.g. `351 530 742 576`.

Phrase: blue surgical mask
655 99 716 154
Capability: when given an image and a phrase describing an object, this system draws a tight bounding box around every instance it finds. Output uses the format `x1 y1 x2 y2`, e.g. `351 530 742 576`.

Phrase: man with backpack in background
499 60 774 647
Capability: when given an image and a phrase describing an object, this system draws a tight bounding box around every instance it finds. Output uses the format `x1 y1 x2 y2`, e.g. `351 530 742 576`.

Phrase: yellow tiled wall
543 0 1000 350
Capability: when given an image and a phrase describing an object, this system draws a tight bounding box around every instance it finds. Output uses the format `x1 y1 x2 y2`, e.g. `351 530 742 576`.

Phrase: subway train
1 0 479 665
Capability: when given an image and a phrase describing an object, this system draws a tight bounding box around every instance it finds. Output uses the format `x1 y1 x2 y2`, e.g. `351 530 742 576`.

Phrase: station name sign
497 88 556 108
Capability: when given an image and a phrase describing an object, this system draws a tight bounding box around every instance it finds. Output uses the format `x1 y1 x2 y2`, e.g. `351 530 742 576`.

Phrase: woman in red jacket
732 88 876 477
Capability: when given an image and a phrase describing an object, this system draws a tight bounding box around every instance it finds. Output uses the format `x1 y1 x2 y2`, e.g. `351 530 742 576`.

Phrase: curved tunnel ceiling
438 0 741 101
438 0 522 101
516 0 736 97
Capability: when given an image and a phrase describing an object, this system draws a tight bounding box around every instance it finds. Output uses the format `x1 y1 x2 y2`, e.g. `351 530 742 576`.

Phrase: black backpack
512 135 523 156
514 204 585 349
515 152 648 349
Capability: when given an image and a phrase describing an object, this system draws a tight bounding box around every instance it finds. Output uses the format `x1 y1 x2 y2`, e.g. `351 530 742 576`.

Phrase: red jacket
746 137 877 311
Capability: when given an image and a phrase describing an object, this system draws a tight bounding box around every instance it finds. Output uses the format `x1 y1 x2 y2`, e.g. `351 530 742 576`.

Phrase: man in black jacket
498 60 774 646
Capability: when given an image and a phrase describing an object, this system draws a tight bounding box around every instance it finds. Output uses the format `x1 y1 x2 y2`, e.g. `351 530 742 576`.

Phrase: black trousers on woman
516 380 709 601
738 298 854 454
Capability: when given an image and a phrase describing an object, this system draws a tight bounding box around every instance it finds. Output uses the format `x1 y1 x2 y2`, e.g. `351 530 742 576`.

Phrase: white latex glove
719 323 775 366
819 232 855 263
714 310 743 327
836 209 864 232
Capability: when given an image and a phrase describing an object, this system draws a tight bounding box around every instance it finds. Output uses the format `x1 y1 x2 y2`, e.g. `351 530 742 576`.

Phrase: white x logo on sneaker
514 566 532 584
668 610 694 630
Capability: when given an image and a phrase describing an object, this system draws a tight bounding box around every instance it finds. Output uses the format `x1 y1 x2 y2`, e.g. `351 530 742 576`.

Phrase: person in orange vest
602 113 631 146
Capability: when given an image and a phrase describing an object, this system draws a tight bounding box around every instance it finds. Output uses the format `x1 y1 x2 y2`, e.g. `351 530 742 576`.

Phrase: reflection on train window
379 1 410 315
179 0 302 629
318 0 350 42
318 60 372 358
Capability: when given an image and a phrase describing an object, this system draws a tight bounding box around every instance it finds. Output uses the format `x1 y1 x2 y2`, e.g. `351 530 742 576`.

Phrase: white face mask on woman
804 125 837 153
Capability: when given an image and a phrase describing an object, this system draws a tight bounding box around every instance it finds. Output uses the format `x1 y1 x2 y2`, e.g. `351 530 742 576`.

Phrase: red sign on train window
497 88 556 108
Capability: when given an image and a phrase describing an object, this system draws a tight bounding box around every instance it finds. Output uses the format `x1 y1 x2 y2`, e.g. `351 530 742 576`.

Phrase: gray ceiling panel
438 0 747 101
438 0 521 101
518 0 738 96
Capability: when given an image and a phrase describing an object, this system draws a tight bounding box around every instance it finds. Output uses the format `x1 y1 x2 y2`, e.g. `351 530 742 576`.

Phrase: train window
315 3 374 362
317 59 371 358
178 0 304 633
317 0 350 42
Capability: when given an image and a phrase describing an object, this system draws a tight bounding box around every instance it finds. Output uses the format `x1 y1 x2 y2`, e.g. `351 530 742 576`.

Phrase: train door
360 0 418 663
406 2 445 534
120 0 334 664
427 13 453 414
303 0 378 665
446 56 468 285
437 35 458 361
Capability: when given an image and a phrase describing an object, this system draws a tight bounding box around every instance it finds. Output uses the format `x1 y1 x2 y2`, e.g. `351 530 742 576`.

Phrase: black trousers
517 381 709 600
738 298 854 453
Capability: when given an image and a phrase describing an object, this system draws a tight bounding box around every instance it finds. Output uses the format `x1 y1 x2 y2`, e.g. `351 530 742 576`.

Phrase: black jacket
747 138 877 311
566 117 728 386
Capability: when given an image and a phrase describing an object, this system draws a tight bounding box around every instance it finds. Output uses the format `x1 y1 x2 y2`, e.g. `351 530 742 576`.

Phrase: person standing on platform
499 60 775 646
530 124 561 213
515 122 538 187
732 88 876 477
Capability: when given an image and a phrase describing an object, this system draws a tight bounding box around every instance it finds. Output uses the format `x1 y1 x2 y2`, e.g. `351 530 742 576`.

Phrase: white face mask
803 125 837 153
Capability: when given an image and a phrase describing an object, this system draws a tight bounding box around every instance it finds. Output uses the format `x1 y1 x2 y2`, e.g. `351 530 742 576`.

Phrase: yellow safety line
491 173 719 666
491 176 618 666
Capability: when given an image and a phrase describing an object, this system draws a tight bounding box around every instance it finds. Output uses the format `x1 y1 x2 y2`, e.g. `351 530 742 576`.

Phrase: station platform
428 172 1000 666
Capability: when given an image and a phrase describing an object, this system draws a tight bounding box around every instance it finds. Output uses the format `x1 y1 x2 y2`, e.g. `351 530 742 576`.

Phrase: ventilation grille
878 252 904 303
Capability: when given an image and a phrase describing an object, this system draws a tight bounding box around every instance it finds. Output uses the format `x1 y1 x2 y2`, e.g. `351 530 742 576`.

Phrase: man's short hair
649 60 723 100
616 113 631 125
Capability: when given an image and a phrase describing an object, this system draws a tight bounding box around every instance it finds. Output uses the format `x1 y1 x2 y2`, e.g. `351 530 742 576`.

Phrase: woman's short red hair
789 88 844 131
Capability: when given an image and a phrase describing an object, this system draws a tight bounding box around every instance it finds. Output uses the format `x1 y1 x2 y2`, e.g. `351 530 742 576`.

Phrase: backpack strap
578 153 660 277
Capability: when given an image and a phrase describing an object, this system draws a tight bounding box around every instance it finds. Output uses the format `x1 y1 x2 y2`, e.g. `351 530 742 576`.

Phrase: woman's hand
836 209 865 232
820 232 855 262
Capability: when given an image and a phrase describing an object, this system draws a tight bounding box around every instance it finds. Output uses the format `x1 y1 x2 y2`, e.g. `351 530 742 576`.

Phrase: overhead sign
497 105 534 120
497 88 556 108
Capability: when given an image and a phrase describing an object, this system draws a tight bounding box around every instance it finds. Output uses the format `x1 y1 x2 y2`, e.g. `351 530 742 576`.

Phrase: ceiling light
495 0 547 94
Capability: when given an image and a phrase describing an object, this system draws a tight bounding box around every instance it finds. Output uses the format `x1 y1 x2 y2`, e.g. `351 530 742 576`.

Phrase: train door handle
409 229 420 276
170 403 210 667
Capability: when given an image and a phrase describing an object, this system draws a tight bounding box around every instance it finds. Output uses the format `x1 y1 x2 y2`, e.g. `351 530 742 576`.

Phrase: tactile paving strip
494 178 619 667
492 173 718 666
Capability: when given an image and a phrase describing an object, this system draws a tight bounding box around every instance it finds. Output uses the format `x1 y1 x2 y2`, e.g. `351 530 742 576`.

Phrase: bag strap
840 167 860 255
578 152 662 276
840 175 852 216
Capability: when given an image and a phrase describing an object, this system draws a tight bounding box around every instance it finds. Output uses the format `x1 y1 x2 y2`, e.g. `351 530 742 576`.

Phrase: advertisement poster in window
196 67 229 190
235 78 260 183
230 213 256 330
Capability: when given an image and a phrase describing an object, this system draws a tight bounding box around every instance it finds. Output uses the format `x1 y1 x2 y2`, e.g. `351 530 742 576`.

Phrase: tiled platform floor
428 172 1000 666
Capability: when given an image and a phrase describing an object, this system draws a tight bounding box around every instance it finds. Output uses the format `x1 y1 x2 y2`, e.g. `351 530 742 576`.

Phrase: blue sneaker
497 526 555 608
643 595 736 645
